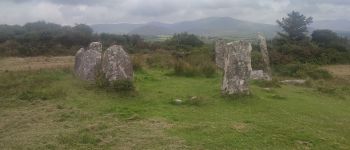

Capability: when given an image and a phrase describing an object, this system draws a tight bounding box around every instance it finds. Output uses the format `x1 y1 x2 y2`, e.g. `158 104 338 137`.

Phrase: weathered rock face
257 33 272 80
222 41 252 95
101 45 133 82
250 70 270 80
89 42 103 52
215 39 226 69
250 70 264 80
74 48 84 73
74 42 102 81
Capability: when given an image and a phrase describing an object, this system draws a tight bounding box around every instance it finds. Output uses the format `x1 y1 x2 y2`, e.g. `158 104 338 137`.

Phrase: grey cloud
0 0 349 25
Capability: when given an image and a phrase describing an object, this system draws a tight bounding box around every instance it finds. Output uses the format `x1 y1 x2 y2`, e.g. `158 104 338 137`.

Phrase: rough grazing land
0 56 74 72
0 57 350 149
322 65 350 79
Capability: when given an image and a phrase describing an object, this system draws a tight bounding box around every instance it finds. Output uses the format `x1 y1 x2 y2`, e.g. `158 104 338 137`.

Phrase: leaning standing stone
74 48 84 74
74 42 102 81
101 45 133 82
222 41 252 95
257 33 272 80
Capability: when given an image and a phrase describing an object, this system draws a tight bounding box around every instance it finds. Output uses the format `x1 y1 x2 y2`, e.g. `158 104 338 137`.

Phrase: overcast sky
1 0 349 25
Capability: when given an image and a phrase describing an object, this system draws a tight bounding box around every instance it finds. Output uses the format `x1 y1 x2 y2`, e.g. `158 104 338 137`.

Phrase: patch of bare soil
0 56 74 72
0 100 187 149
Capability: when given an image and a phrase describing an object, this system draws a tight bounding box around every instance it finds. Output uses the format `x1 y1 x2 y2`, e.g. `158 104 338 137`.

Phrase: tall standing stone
215 39 226 69
74 42 102 81
101 45 133 82
258 33 272 80
222 41 252 95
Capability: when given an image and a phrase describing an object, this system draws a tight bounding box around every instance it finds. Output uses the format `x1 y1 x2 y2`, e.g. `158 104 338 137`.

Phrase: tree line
0 13 350 65
270 11 350 64
0 21 147 56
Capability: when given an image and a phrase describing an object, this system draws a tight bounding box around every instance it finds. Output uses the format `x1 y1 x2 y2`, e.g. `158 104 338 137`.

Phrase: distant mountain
91 17 279 38
91 18 350 39
129 25 174 35
91 23 143 34
169 17 278 37
312 20 350 31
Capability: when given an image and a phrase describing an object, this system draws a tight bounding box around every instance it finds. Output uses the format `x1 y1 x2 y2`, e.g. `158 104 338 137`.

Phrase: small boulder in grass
280 79 306 85
173 99 183 105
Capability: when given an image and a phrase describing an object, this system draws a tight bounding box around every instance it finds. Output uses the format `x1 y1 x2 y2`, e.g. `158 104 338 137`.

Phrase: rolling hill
91 17 279 38
91 17 350 39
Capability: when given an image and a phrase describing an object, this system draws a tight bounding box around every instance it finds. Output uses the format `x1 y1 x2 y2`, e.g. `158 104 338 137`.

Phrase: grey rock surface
101 45 133 82
74 48 84 73
222 41 252 95
74 42 102 81
215 39 226 69
88 42 103 52
250 70 271 80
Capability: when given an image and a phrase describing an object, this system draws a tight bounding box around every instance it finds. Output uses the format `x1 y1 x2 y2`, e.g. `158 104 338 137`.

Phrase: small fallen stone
262 88 272 91
190 96 198 100
173 99 183 105
280 80 306 84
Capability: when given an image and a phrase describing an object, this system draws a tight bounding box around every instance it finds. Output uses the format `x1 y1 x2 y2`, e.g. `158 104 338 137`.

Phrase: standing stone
257 33 272 80
215 39 226 69
222 41 252 95
74 48 84 73
101 45 133 82
74 42 102 81
250 70 269 80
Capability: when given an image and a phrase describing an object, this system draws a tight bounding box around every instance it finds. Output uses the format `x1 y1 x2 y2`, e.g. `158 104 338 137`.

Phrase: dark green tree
312 29 348 52
277 11 313 41
312 29 338 45
167 32 204 51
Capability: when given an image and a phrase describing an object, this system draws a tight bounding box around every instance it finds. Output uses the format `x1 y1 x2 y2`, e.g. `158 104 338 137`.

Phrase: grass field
0 57 350 149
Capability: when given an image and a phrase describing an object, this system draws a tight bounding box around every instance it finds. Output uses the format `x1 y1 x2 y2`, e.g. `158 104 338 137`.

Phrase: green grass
0 68 350 149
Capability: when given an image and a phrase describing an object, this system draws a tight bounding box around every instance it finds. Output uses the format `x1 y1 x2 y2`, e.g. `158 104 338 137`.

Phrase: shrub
172 47 217 77
146 50 175 69
273 64 332 79
251 50 265 70
174 59 195 77
307 69 332 79
131 54 145 71
201 63 217 77
95 68 109 88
